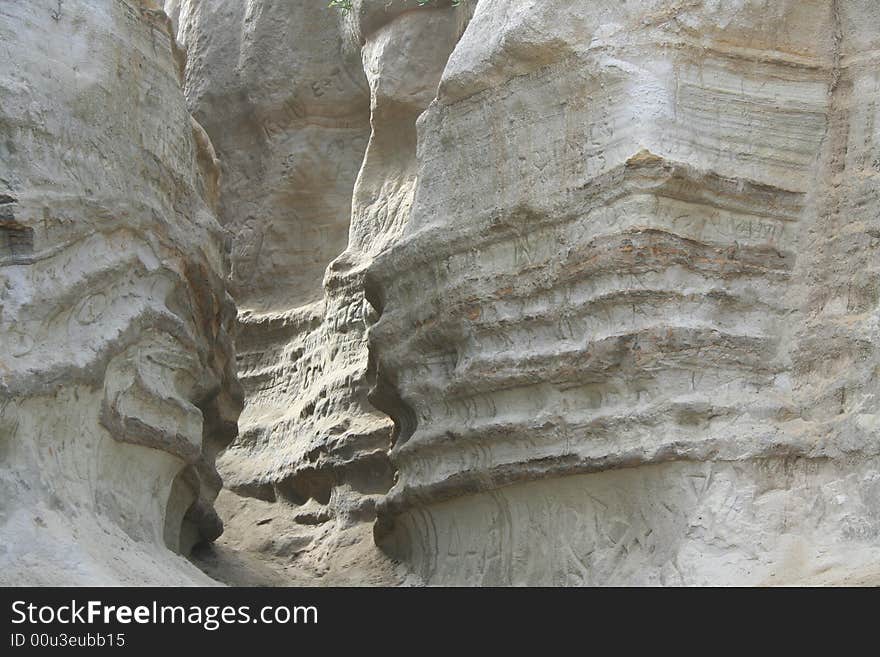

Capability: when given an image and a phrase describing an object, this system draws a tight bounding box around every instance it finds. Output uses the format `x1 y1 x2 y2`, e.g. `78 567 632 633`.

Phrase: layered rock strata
171 1 470 581
4 0 880 587
368 0 880 584
0 0 240 585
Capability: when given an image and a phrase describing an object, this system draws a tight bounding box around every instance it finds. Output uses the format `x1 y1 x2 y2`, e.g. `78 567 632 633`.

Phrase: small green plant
328 0 463 13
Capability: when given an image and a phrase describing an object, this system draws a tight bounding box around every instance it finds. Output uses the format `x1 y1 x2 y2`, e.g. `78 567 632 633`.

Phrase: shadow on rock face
0 0 241 585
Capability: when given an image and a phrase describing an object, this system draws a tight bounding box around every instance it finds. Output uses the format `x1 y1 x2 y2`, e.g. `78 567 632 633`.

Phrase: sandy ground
189 489 404 587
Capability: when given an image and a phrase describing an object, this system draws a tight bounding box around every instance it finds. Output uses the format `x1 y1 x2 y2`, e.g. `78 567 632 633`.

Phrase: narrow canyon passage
166 0 476 585
177 0 880 586
2 0 880 586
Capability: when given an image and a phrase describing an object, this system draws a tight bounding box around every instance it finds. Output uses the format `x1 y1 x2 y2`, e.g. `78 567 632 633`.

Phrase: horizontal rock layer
368 0 880 584
172 0 473 582
0 0 240 585
5 0 879 587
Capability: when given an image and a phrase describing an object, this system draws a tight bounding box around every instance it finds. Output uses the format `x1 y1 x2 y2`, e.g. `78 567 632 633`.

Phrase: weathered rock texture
170 0 471 583
368 0 880 585
0 0 240 585
3 0 880 587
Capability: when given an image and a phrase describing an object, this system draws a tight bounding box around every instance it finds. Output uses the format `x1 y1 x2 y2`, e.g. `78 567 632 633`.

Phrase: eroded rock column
0 0 241 585
368 0 880 585
170 1 470 581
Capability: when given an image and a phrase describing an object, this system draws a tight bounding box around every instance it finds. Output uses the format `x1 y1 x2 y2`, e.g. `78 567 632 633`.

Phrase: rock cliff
2 0 880 586
369 0 880 585
0 0 240 585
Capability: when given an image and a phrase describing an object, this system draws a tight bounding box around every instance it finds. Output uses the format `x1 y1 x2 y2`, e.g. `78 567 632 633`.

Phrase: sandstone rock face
169 0 379 579
174 0 371 312
367 0 880 584
170 1 470 582
0 0 240 585
4 0 880 587
168 0 880 586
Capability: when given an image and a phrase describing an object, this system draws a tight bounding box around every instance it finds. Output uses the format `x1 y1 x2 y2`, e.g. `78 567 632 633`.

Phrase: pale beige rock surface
368 0 880 584
3 0 880 586
172 0 472 584
0 0 239 585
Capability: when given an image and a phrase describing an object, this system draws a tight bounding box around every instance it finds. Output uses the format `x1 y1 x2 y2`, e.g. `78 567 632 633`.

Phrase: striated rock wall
4 0 879 587
168 0 880 586
367 0 880 584
171 1 471 582
168 0 375 579
0 0 240 585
